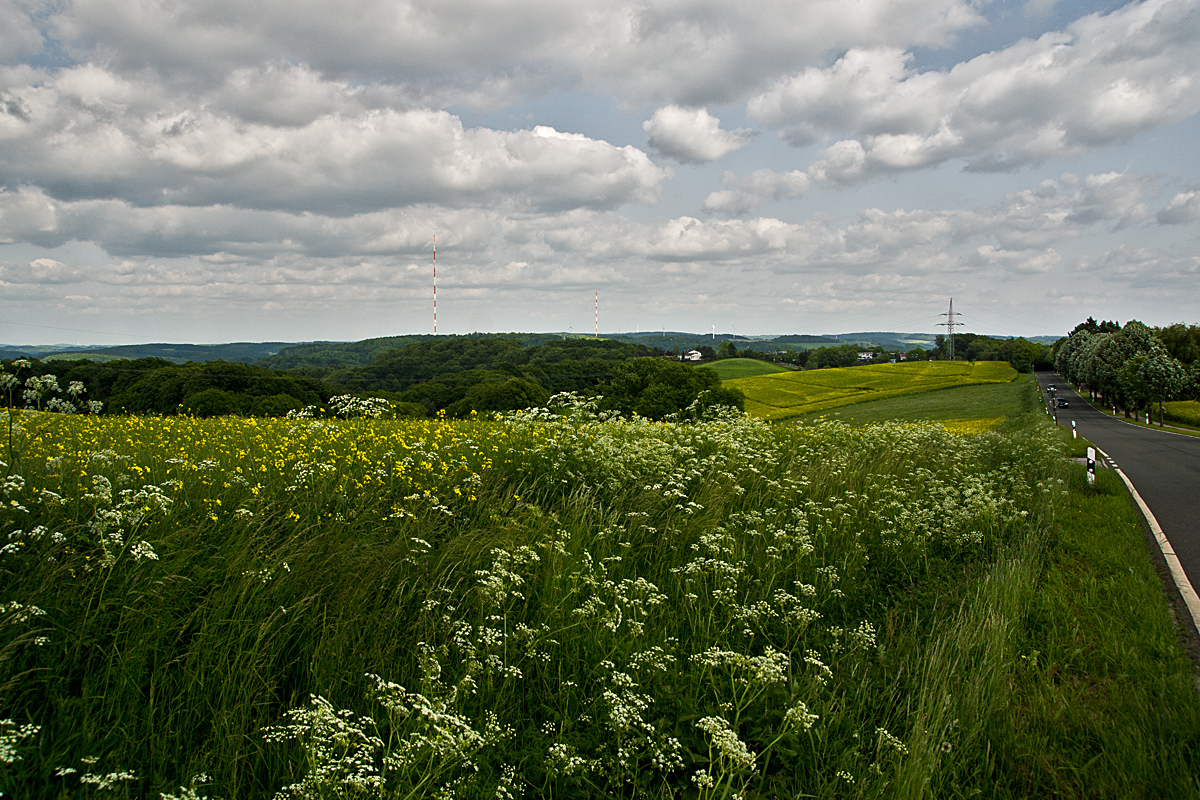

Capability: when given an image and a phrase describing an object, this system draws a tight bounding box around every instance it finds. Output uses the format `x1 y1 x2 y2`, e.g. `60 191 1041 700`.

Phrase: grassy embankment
1164 400 1200 430
725 361 1018 422
2 382 1199 798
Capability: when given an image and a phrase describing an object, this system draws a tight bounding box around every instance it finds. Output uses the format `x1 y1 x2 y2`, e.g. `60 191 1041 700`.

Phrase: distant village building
858 351 873 361
683 349 703 362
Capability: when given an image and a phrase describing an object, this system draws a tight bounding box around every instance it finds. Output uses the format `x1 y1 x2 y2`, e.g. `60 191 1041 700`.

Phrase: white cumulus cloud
644 106 754 163
0 67 668 214
1157 190 1200 224
751 0 1200 182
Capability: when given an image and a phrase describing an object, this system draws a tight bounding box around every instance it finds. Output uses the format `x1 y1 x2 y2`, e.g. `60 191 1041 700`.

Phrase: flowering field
1 392 1197 798
727 361 1018 421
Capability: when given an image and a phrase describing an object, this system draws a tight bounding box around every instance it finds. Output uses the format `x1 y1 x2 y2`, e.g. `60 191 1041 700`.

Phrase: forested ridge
2 336 742 420
6 321 1196 422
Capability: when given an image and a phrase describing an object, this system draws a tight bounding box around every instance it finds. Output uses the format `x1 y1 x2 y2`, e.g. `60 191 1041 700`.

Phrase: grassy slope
790 387 1200 797
1164 400 1200 429
728 360 1018 421
992 463 1200 798
698 358 792 380
791 373 1031 425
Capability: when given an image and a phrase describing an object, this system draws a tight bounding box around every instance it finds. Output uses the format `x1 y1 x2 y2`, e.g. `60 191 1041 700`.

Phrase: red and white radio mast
594 290 598 338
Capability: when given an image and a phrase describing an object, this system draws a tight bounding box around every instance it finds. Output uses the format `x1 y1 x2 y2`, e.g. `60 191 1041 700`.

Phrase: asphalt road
1036 372 1200 635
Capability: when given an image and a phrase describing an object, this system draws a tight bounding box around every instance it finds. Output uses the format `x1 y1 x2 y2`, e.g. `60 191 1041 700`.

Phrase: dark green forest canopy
1 358 332 416
322 337 662 411
597 357 745 420
256 332 587 375
3 337 747 419
1155 323 1200 364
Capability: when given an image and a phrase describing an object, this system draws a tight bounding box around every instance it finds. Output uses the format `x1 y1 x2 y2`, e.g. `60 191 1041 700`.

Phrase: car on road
1056 399 1069 408
1047 384 1056 392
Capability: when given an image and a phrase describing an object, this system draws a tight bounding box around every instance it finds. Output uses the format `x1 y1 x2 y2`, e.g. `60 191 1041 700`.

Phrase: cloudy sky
2 0 1198 344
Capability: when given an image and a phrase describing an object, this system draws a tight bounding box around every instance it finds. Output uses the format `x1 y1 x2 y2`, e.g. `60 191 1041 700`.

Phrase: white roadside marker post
1086 447 1096 486
1072 420 1077 439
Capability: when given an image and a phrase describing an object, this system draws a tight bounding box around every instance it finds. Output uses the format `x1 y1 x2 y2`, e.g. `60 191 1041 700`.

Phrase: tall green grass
1 385 1198 798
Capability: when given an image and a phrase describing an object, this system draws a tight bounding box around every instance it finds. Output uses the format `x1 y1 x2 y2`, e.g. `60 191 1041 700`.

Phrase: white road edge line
1103 416 1197 440
1095 444 1200 635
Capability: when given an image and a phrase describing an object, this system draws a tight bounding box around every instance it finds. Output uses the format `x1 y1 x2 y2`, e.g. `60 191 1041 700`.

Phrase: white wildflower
0 719 41 764
695 716 756 771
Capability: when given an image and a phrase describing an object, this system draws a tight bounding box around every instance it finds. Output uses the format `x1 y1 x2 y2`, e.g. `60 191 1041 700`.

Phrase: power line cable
951 301 1065 338
0 319 195 343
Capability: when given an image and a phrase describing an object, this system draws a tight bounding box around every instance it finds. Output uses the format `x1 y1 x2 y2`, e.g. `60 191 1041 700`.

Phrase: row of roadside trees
1054 319 1200 425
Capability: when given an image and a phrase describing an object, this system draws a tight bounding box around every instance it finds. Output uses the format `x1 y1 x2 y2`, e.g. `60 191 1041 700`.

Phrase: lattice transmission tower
940 298 964 360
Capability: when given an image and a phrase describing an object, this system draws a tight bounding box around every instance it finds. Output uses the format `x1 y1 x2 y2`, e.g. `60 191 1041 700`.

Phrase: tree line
701 333 1053 372
1053 318 1200 424
1 337 745 421
1 358 331 418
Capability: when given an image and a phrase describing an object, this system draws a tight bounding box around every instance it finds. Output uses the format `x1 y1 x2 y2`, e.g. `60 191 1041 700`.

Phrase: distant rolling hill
29 342 298 364
2 331 1060 368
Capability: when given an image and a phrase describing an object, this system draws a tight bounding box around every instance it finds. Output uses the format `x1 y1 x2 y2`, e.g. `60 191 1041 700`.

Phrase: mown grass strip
994 465 1200 798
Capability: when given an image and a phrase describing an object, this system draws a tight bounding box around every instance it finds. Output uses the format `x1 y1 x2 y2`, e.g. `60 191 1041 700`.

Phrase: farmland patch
728 360 1018 421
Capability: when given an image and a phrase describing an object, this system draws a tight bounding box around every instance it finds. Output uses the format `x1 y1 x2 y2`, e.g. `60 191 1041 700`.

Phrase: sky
1 0 1198 345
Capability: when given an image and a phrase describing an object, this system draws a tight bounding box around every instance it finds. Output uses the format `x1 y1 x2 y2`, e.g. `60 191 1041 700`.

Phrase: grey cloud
0 0 48 62
0 186 502 257
42 0 984 107
0 257 93 284
969 245 1063 275
1157 190 1200 224
3 167 1190 339
1079 244 1200 287
0 167 1185 342
704 169 812 215
0 72 669 214
1062 172 1154 229
2 170 1169 271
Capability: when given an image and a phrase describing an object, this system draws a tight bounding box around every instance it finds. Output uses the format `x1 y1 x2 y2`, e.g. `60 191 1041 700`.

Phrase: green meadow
2 380 1199 799
1164 400 1200 429
790 375 1032 426
726 361 1018 421
699 359 793 380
